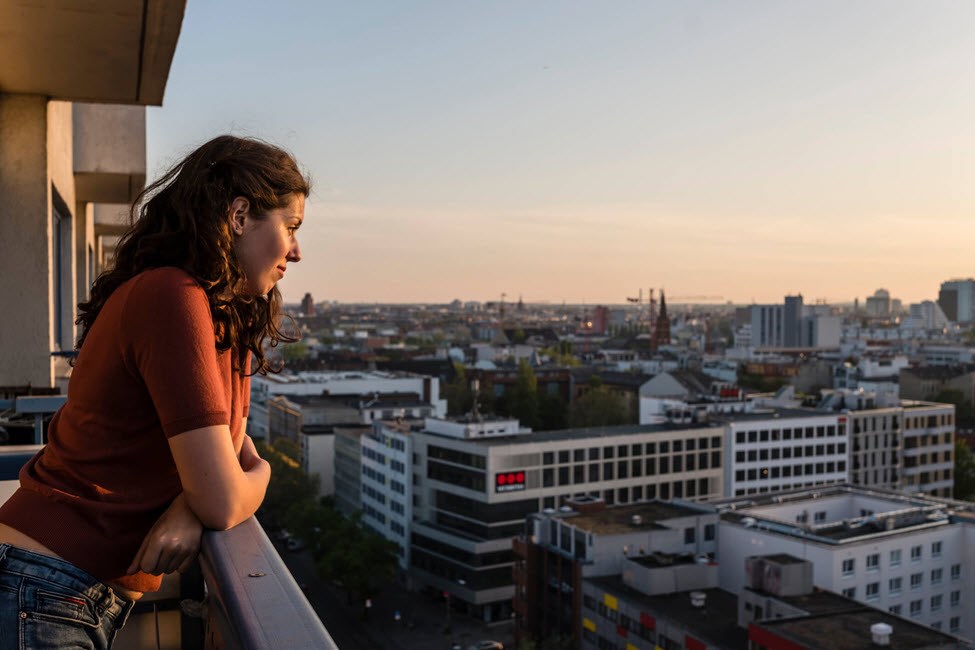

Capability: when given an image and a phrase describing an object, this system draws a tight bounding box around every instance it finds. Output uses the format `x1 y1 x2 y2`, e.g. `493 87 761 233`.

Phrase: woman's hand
127 493 203 575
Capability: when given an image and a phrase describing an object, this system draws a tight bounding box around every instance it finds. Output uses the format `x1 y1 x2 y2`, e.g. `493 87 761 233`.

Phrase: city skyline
148 1 975 305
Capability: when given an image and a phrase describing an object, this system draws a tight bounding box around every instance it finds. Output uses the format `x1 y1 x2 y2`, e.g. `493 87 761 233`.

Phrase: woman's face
232 193 305 296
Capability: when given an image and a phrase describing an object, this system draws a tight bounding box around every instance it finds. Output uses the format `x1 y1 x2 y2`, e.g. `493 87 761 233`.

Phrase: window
890 549 902 567
684 527 696 544
931 568 943 585
814 511 827 523
950 617 960 633
910 573 922 590
842 558 855 576
932 541 943 558
866 554 880 571
909 600 922 617
911 545 922 562
889 605 902 616
889 577 902 595
704 523 715 541
951 564 961 581
866 582 880 601
842 587 856 598
951 591 960 607
931 594 943 612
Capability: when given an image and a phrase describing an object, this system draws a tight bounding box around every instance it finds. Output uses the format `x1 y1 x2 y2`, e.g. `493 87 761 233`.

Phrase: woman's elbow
185 495 246 531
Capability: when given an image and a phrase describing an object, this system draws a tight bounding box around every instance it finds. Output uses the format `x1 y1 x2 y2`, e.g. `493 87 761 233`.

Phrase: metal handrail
199 518 338 650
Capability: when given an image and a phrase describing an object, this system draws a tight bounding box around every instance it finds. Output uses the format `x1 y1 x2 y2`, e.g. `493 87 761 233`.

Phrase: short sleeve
121 268 230 437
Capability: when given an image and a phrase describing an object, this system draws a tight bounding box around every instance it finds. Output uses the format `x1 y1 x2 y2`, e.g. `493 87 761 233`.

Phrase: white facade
360 422 414 570
252 370 446 414
725 412 849 497
717 487 975 640
299 431 336 498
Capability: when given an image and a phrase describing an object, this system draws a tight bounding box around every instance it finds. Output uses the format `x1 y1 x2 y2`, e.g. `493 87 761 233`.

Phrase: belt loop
0 543 9 566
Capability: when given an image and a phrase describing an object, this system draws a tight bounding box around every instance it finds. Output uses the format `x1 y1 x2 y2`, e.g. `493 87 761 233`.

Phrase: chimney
870 623 892 646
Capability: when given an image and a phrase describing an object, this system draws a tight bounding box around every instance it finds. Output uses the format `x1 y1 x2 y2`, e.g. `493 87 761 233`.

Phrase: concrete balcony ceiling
0 0 186 105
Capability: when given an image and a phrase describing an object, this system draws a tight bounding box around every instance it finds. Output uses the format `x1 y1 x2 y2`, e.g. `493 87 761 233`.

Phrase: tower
651 290 670 350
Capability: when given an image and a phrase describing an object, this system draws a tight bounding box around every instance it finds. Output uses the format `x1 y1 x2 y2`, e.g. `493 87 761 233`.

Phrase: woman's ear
229 196 251 234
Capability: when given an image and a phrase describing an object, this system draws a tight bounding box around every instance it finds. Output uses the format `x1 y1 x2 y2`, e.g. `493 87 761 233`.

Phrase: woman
0 135 310 649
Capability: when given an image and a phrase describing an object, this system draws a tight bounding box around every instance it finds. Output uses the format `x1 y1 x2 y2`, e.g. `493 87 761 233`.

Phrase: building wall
719 519 972 638
0 95 56 387
725 414 849 497
299 432 335 498
900 404 954 497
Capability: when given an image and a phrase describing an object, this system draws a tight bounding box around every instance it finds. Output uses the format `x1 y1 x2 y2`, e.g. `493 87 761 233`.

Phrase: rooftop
551 500 710 535
587 578 747 649
756 607 970 649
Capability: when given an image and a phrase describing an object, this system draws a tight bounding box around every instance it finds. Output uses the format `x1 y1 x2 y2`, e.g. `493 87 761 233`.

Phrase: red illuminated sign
495 471 526 492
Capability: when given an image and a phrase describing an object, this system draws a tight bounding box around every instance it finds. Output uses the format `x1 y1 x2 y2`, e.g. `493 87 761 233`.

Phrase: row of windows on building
902 414 953 430
361 464 387 485
543 437 724 465
872 594 961 622
735 443 847 463
542 478 716 510
734 461 846 483
903 432 953 448
734 426 839 444
542 452 721 487
840 545 954 575
363 446 387 465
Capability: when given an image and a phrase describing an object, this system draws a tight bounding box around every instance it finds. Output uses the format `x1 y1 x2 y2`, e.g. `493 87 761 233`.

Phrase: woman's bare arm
168 425 270 530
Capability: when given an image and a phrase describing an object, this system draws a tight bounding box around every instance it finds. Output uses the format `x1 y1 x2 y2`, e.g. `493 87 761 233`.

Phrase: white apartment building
359 421 414 570
717 485 975 640
725 411 849 497
406 417 725 622
249 369 446 439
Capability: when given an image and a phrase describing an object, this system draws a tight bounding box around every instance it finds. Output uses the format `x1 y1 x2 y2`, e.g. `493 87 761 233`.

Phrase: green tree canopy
569 386 626 428
954 440 975 501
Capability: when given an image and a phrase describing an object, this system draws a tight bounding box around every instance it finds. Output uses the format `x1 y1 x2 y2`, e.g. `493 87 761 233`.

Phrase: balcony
0 422 337 649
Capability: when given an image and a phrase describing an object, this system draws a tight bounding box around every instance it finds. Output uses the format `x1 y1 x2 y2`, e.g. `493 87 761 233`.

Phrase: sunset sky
147 1 975 306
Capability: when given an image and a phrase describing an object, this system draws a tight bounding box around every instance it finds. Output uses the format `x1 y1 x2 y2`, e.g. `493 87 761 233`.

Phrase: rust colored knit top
0 267 250 592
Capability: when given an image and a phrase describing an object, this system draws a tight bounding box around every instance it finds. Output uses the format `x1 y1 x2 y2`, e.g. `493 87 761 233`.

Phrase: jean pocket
26 588 99 627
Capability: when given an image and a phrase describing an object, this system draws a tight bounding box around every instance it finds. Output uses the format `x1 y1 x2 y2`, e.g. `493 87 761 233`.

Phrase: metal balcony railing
198 518 338 650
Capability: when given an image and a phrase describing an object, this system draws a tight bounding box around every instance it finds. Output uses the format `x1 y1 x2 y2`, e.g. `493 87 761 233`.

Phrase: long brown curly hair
76 135 311 375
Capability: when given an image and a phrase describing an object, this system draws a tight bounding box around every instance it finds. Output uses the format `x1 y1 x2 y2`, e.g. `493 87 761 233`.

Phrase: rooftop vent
870 622 892 646
630 515 643 526
690 591 706 608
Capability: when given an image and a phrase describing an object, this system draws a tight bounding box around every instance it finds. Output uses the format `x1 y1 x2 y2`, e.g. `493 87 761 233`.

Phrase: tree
538 392 568 431
255 439 318 529
955 441 975 500
930 389 974 427
506 359 540 429
569 383 627 428
443 362 474 416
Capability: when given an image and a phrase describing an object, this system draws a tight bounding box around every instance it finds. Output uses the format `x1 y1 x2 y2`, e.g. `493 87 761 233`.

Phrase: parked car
468 642 503 650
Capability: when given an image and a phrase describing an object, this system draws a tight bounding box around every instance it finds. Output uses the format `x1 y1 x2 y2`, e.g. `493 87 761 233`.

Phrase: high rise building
938 279 975 323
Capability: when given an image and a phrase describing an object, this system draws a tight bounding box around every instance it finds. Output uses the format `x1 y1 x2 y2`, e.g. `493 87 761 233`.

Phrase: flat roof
587 578 747 649
756 608 970 649
560 501 709 535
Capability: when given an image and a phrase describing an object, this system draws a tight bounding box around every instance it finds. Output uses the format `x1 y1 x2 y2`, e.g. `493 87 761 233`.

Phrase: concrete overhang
0 1 186 105
74 103 146 203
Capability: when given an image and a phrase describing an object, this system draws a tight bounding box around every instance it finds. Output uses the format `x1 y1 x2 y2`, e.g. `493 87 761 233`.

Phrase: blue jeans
0 544 134 649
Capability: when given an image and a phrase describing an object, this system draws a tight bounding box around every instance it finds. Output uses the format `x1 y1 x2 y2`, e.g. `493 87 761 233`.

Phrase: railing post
181 561 206 650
